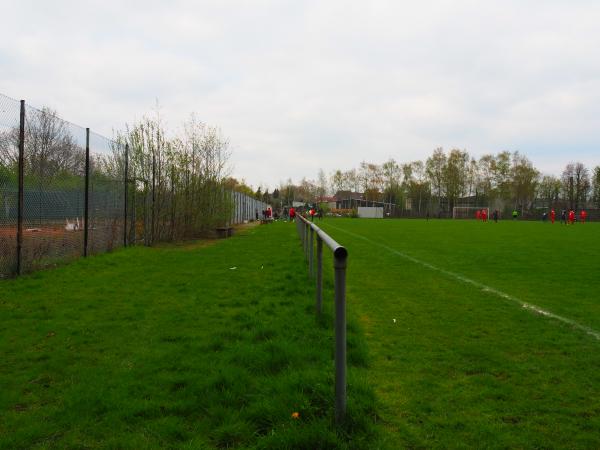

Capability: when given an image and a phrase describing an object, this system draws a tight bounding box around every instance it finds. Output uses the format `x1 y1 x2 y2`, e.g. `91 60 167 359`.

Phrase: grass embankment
0 222 377 449
321 219 600 449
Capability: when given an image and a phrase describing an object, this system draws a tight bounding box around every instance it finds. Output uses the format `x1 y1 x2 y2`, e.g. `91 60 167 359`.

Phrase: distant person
512 209 518 220
289 207 296 222
255 209 259 221
481 209 487 222
568 209 575 225
580 209 587 224
542 211 547 222
492 209 498 223
561 209 567 225
283 207 288 219
309 208 315 222
317 209 323 220
475 210 481 221
426 211 430 221
550 208 556 224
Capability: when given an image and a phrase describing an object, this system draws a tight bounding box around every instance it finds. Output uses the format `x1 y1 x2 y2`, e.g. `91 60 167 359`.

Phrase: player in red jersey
568 209 575 224
580 209 587 223
475 210 481 220
550 208 556 224
481 209 487 222
289 207 296 221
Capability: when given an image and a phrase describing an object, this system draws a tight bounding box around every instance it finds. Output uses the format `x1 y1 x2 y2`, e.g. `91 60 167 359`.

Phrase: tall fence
0 93 265 278
230 190 268 224
0 95 126 277
295 214 348 424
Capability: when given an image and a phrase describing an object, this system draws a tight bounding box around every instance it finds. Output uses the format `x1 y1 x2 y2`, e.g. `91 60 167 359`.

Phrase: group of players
474 209 499 222
546 208 587 224
474 208 589 224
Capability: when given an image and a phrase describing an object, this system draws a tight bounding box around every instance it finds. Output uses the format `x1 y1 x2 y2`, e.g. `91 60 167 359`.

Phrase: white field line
327 224 600 341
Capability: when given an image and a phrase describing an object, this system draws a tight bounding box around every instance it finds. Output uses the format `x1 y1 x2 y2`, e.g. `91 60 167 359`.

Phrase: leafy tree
537 175 562 206
592 166 600 208
494 151 512 202
511 152 539 212
443 149 469 212
426 147 446 211
477 154 496 203
330 169 345 193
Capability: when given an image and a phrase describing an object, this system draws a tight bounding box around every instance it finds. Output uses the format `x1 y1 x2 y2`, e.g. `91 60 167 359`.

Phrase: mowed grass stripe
0 222 377 449
319 218 600 449
324 219 600 330
327 222 600 341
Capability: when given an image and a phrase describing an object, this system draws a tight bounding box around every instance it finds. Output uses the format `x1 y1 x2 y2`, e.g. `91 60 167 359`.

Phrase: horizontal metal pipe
297 214 347 259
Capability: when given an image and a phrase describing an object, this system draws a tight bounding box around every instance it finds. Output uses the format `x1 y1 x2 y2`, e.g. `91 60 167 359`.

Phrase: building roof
334 190 364 201
316 196 337 203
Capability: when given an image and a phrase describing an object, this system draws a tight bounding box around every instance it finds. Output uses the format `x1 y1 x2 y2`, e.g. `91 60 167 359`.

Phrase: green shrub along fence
0 93 265 278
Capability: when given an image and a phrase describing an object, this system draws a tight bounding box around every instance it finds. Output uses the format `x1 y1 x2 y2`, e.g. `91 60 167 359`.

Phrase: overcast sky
2 0 599 189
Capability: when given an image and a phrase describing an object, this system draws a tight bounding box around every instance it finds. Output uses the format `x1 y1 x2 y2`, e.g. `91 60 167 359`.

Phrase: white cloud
1 0 599 187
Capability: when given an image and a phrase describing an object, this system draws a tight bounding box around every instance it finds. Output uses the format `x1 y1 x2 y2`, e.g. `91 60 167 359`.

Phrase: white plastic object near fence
357 206 383 218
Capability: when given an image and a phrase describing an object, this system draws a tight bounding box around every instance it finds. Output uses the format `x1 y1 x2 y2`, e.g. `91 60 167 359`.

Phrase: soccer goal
452 206 490 219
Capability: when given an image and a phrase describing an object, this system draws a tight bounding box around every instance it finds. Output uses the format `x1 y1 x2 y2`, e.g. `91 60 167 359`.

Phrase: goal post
452 206 490 219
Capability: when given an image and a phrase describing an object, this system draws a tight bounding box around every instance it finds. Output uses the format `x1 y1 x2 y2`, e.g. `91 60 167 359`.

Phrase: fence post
123 143 129 247
151 149 156 245
334 246 348 425
84 128 90 257
316 236 323 315
16 100 25 276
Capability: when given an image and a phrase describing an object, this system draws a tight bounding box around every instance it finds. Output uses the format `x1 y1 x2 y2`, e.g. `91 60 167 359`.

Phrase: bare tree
317 168 328 199
562 162 590 210
0 107 83 182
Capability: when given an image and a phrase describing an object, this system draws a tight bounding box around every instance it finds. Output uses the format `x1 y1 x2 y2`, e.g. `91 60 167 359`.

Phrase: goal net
452 206 490 219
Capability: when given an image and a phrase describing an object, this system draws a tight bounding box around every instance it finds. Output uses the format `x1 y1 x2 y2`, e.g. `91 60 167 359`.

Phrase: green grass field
319 218 600 449
0 224 376 449
1 218 599 449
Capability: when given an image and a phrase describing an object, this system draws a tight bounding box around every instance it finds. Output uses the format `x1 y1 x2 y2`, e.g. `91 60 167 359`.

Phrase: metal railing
295 214 348 424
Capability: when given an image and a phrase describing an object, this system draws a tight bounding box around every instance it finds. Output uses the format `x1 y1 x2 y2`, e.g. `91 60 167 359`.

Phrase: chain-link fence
0 94 21 276
21 104 87 272
0 93 269 278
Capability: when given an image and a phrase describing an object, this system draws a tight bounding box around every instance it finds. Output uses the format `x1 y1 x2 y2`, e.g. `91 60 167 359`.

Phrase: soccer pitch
320 218 600 449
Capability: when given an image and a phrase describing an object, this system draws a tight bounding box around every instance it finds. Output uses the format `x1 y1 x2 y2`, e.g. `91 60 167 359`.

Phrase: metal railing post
16 100 25 276
309 226 314 276
316 236 323 315
305 222 309 259
303 222 307 252
295 215 348 425
84 128 90 257
333 247 348 425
